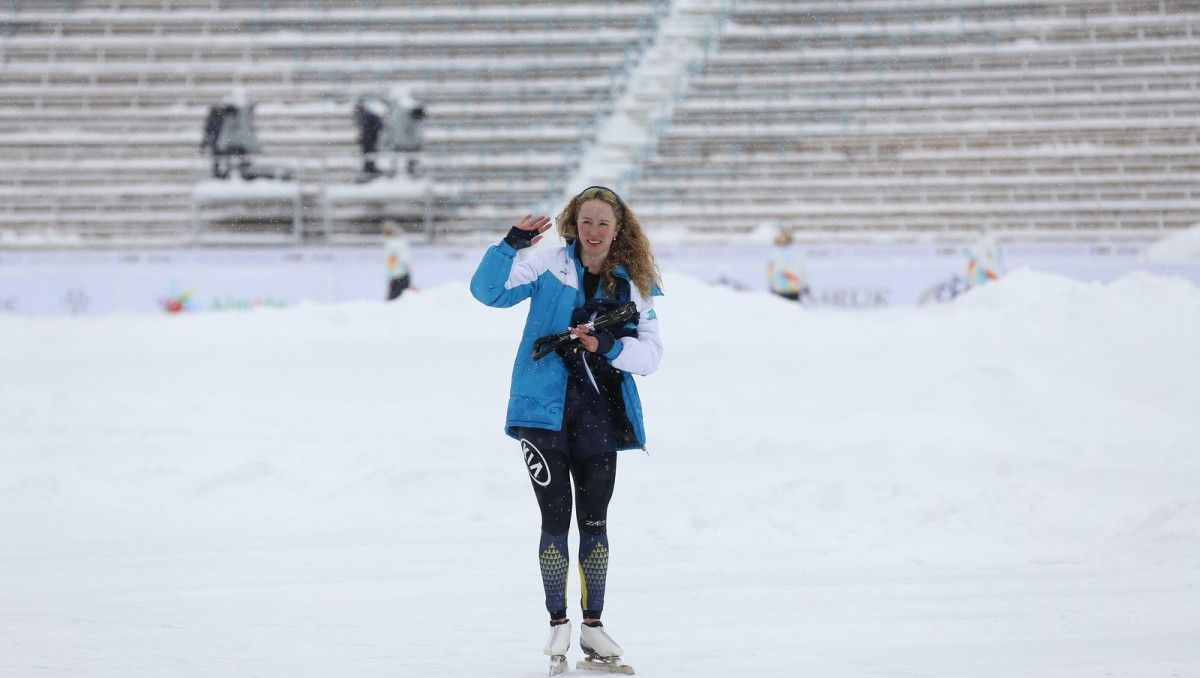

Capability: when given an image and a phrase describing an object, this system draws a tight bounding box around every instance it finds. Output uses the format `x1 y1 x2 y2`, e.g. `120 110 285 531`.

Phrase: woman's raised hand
505 214 553 250
517 214 552 243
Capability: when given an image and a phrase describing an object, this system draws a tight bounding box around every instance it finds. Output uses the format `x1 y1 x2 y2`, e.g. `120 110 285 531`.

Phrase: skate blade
549 655 568 676
576 657 634 675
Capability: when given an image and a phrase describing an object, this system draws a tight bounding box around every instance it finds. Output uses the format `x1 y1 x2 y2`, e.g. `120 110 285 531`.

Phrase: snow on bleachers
624 0 1200 242
0 0 665 244
4 0 1198 245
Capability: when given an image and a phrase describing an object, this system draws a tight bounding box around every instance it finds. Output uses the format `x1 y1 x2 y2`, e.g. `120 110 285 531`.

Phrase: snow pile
1144 223 1200 264
652 270 1200 566
1 269 1198 678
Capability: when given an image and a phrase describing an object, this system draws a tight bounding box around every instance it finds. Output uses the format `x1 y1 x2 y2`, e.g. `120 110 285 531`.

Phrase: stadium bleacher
0 0 1197 246
0 0 666 245
625 0 1200 242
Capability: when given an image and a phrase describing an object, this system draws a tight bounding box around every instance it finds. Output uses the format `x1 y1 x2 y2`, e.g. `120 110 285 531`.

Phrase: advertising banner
0 249 383 317
1 241 1197 316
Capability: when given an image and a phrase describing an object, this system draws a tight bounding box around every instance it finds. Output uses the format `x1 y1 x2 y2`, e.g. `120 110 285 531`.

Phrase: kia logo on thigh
522 438 551 486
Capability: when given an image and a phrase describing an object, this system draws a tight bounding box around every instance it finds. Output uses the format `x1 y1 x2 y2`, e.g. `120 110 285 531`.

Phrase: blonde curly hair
555 186 662 297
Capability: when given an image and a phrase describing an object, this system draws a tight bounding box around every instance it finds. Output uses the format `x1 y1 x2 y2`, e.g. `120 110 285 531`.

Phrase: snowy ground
2 268 1199 678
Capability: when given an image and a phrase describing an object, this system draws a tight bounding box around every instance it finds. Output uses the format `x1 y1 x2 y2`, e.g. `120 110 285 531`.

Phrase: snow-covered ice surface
2 268 1199 678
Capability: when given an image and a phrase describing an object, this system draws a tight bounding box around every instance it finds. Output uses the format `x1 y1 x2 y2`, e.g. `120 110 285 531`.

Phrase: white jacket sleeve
611 288 662 376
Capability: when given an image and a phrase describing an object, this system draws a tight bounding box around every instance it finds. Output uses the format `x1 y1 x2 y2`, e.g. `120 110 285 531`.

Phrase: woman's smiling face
576 199 619 265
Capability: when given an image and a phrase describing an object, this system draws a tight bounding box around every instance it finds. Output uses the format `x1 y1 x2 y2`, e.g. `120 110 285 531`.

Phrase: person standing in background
200 106 226 178
383 220 412 301
767 227 811 303
215 89 263 179
383 87 426 177
353 100 384 181
966 230 1006 290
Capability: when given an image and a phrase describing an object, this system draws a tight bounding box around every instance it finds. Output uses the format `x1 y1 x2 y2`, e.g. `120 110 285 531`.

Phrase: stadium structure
0 0 1197 247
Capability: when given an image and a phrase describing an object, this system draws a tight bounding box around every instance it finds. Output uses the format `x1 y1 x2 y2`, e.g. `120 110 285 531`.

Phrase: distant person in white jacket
215 89 261 161
966 232 1005 289
381 87 425 177
382 221 412 300
766 227 811 303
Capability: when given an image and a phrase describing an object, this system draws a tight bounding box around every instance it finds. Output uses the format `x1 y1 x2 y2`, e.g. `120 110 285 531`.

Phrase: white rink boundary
1 241 1197 316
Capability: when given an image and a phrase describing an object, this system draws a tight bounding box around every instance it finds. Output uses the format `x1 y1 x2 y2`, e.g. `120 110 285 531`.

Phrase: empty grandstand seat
622 0 1200 241
0 0 666 244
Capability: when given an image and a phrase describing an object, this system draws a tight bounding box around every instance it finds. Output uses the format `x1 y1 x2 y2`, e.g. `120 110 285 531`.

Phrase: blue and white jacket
470 239 663 450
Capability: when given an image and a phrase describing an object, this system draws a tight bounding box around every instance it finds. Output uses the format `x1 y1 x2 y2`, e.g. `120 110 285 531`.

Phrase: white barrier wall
1 242 1197 316
656 241 1200 307
0 248 384 316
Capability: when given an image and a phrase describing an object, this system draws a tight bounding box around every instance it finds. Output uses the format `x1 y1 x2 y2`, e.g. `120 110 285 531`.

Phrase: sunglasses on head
578 186 623 211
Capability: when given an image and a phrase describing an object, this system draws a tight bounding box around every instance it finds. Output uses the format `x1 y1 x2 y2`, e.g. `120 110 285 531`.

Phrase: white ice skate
544 620 572 676
577 622 634 675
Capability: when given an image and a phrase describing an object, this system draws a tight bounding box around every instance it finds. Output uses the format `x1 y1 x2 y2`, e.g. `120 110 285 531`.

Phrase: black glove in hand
504 225 537 250
591 331 615 356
